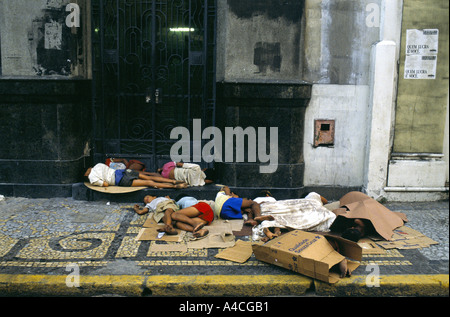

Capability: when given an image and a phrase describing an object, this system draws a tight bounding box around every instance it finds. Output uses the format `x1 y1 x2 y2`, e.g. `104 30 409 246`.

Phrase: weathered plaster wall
303 85 369 187
303 0 381 85
217 0 383 190
217 0 381 85
302 0 382 188
0 0 86 77
0 0 92 198
217 0 305 83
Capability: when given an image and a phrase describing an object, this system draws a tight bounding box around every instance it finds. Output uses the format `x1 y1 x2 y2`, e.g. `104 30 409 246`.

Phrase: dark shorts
115 169 139 186
220 197 243 219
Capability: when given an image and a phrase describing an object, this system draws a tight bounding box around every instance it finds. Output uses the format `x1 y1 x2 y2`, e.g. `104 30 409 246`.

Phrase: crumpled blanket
174 163 206 186
252 192 337 241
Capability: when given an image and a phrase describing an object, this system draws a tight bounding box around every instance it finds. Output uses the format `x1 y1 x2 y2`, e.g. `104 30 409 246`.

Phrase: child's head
143 195 157 204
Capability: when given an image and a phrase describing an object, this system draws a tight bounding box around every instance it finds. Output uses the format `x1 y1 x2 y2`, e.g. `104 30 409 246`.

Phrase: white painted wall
303 84 369 187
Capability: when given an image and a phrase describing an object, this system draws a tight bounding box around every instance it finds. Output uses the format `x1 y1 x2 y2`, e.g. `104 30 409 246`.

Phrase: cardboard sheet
357 238 386 254
84 182 146 193
184 219 242 249
332 191 408 241
215 240 253 263
149 242 188 253
143 217 160 228
375 226 438 250
136 227 185 242
208 219 244 232
187 232 235 249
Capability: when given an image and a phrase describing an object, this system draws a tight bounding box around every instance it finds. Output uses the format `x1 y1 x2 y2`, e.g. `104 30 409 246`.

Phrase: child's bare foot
273 227 281 237
193 228 209 238
192 223 209 238
263 227 276 240
244 219 258 226
175 183 188 189
157 225 178 235
338 259 351 278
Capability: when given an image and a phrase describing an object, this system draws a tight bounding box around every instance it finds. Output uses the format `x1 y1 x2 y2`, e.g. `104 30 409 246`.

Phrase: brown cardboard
215 240 253 263
84 182 146 193
143 218 160 228
252 230 362 284
332 191 408 241
136 227 185 242
375 226 438 250
357 238 386 254
187 232 235 249
149 242 188 253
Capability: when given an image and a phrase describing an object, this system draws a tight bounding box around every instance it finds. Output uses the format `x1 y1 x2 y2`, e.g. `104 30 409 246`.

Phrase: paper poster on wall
404 29 438 79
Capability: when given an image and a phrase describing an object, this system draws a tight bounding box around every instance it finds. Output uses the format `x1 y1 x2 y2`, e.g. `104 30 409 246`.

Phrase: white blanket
173 163 206 186
252 192 337 241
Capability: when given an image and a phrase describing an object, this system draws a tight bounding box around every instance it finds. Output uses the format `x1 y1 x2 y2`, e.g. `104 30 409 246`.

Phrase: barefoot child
171 202 214 238
134 196 213 238
85 163 188 189
214 186 262 226
133 195 180 235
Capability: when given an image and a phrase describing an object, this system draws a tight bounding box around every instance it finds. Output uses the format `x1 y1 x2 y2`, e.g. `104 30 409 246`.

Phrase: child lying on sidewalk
133 195 212 238
85 163 188 189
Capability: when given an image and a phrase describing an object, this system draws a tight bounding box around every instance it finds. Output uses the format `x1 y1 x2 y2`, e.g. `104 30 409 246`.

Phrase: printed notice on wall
404 29 438 79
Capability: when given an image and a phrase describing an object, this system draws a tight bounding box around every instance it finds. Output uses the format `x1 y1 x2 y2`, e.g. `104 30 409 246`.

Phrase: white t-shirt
253 196 277 204
88 163 115 186
145 197 169 212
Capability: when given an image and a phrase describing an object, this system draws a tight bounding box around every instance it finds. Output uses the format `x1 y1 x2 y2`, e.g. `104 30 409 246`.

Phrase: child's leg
171 207 208 237
240 199 261 226
131 179 187 189
137 172 184 184
157 208 178 235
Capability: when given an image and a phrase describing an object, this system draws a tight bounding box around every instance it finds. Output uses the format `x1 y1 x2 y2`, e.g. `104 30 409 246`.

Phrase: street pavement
0 188 448 301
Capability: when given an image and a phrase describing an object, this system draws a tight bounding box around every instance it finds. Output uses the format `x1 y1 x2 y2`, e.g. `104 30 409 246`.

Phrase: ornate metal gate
91 0 216 170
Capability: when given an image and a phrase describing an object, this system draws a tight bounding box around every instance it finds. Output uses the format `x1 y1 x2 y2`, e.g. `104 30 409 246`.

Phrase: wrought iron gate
91 0 216 171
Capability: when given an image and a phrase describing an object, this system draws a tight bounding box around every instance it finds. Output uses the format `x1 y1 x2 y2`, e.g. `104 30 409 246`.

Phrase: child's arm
133 204 149 215
221 186 232 196
91 177 106 187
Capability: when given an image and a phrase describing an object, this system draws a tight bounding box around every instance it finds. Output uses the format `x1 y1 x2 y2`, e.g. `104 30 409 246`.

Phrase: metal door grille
91 0 216 170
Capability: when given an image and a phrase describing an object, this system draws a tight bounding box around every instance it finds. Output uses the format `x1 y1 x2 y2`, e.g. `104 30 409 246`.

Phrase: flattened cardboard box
252 230 362 284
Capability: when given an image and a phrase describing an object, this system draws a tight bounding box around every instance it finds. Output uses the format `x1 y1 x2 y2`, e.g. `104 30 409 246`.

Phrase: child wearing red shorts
171 202 214 237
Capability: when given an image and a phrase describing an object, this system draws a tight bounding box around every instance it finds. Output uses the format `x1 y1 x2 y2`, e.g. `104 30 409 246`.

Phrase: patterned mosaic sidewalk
0 197 448 296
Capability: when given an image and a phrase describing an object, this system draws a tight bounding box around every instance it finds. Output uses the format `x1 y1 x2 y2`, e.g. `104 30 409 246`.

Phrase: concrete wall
0 0 92 198
302 0 381 190
0 0 89 77
303 0 381 85
217 0 382 192
217 0 305 83
303 85 369 187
